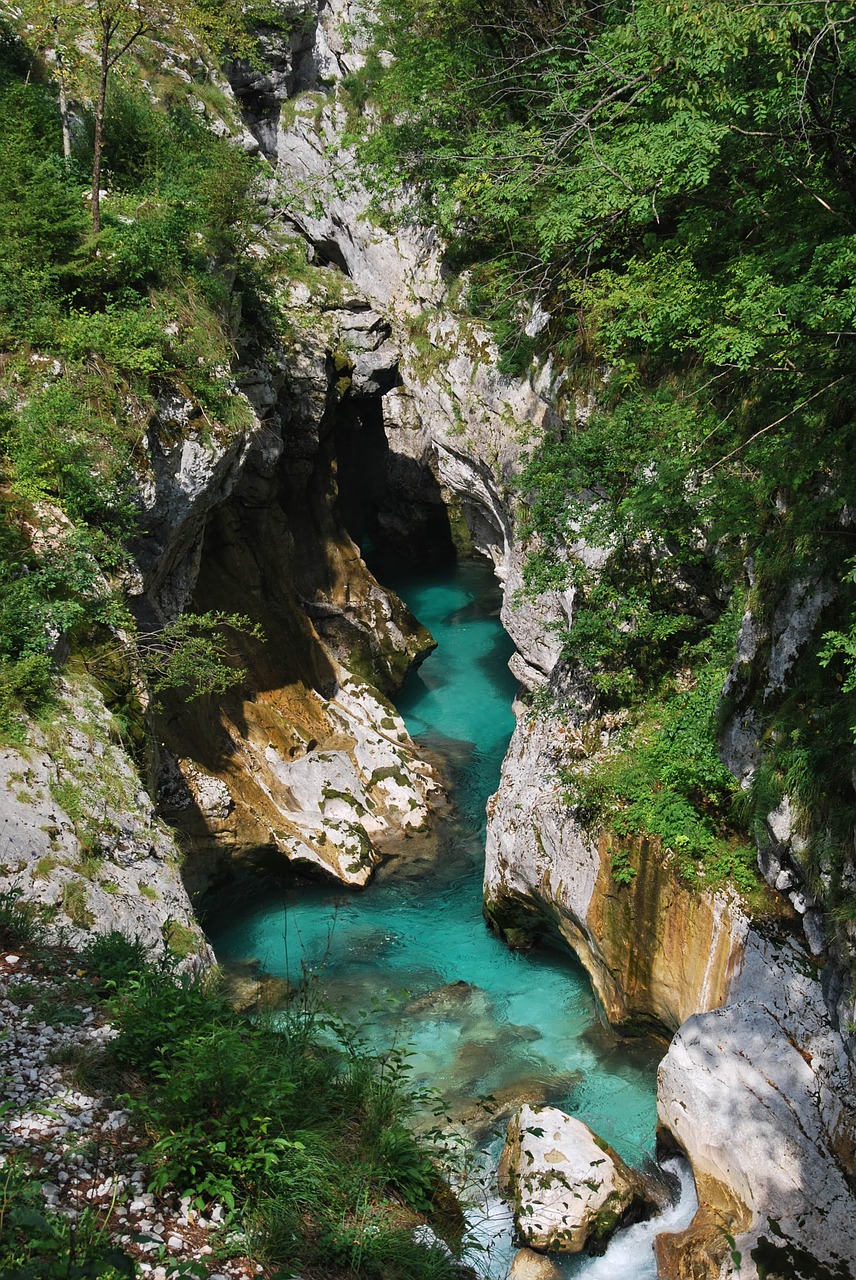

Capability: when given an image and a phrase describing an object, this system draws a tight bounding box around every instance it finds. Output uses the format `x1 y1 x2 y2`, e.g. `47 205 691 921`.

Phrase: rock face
130 281 443 893
498 1105 656 1254
486 703 856 1276
126 0 568 897
657 929 856 1280
0 678 209 958
484 706 752 1034
250 1 564 683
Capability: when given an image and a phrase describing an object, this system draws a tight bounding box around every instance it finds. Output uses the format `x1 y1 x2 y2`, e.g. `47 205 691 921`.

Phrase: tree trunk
53 19 71 160
58 72 71 159
91 29 110 235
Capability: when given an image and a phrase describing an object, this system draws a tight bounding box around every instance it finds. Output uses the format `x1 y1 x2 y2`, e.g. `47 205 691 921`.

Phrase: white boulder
498 1105 654 1254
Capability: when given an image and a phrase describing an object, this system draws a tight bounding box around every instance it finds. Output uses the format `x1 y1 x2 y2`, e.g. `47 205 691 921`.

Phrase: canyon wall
247 6 856 1275
3 4 854 1276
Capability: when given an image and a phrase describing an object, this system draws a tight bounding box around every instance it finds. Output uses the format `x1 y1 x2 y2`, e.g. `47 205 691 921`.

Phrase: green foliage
610 848 636 887
8 382 137 532
0 653 54 743
561 629 759 894
0 1158 134 1280
360 0 856 912
136 611 262 705
0 26 281 731
74 936 466 1275
0 888 47 951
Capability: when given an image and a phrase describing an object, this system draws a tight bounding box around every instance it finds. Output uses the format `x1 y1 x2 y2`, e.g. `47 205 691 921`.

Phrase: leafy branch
134 611 263 704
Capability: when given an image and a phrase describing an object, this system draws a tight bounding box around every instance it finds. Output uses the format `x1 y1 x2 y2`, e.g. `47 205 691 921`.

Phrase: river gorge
207 554 685 1277
0 2 855 1278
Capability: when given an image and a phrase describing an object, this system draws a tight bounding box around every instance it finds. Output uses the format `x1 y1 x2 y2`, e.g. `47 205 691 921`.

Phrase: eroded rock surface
0 679 208 958
498 1105 655 1255
484 706 750 1034
657 930 856 1279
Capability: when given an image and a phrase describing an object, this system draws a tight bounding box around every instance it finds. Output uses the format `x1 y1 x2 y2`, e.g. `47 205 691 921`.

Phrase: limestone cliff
657 928 856 1280
484 697 856 1279
225 6 856 1275
135 336 441 894
0 676 208 958
483 706 751 1035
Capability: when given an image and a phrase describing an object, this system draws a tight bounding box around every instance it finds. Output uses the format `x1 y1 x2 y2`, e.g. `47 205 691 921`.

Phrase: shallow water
208 558 681 1277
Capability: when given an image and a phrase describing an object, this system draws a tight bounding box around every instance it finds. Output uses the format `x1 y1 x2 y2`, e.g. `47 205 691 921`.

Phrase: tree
9 0 288 233
89 1 155 234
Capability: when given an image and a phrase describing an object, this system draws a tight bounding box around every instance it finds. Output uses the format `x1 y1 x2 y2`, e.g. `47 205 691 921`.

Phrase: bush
561 638 760 895
80 930 148 991
0 653 54 741
0 888 47 951
86 945 466 1272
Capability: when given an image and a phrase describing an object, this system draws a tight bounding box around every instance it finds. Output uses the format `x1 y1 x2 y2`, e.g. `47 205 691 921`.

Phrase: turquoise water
207 558 663 1265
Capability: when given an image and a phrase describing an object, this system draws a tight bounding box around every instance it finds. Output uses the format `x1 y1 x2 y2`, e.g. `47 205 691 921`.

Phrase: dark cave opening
332 393 458 571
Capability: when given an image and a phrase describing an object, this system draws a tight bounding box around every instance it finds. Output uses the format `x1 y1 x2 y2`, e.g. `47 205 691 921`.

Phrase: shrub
0 887 46 951
0 1157 135 1279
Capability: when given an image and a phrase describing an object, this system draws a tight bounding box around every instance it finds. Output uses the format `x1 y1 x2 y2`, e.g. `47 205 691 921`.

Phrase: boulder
498 1105 654 1254
508 1247 563 1279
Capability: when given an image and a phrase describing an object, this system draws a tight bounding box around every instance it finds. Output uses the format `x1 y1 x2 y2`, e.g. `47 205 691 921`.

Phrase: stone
657 930 856 1278
0 682 211 961
498 1105 653 1254
508 1248 563 1279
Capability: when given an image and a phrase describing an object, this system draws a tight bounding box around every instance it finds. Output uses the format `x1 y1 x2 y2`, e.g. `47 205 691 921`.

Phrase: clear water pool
207 557 678 1277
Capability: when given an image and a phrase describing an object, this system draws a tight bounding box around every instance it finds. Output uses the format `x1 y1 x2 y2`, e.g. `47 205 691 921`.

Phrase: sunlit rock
508 1247 563 1279
498 1105 656 1254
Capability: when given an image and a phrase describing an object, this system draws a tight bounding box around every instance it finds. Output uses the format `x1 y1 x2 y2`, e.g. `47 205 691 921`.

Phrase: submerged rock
498 1105 656 1254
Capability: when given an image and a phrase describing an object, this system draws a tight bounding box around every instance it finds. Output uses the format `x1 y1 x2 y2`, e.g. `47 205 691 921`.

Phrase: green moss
320 787 368 817
369 765 410 789
403 310 453 383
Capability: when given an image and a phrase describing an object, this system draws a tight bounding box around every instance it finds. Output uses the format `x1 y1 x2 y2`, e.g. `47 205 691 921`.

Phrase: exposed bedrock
657 929 856 1280
132 313 443 896
231 3 569 690
485 705 856 1277
484 707 752 1035
0 678 209 959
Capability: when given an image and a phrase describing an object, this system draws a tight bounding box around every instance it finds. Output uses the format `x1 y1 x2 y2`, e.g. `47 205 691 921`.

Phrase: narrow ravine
208 557 689 1278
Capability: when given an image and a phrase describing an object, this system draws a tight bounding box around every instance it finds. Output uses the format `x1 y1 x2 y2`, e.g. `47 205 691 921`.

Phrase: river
207 555 695 1278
